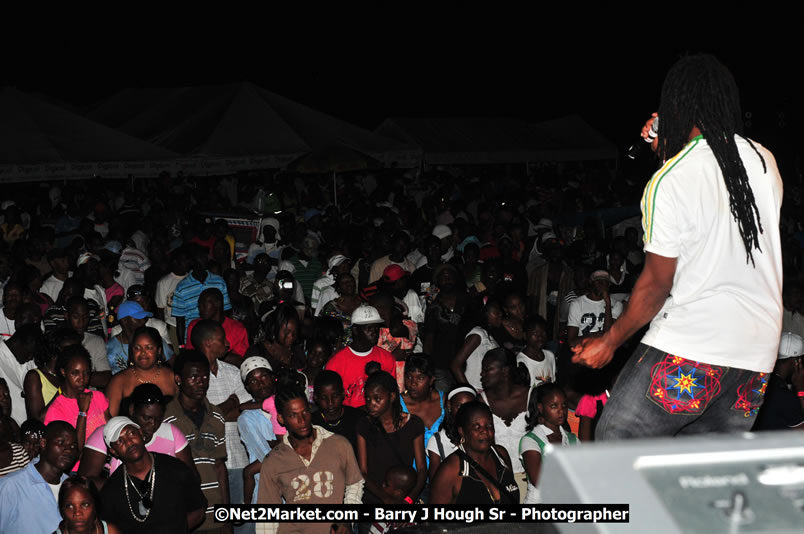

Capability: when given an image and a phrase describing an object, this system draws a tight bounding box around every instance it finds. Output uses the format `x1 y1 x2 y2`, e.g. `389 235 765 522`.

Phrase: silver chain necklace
123 453 156 522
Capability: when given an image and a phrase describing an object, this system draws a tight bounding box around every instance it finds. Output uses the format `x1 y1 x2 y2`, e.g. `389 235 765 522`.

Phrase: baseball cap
76 252 100 267
327 254 350 272
103 241 123 255
590 270 613 283
240 356 273 383
103 416 141 448
301 236 319 256
779 332 804 359
540 232 559 246
278 260 296 273
117 301 153 320
432 224 453 240
351 305 384 326
382 264 407 283
457 236 481 253
534 218 553 232
261 218 281 242
126 285 147 299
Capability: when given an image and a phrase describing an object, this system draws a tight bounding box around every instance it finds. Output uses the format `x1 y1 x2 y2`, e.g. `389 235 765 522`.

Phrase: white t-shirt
120 246 151 286
640 136 783 372
155 272 187 327
40 275 66 302
114 265 138 295
516 350 556 388
426 428 458 462
0 309 16 338
49 482 62 501
567 295 623 337
314 286 338 317
463 327 499 391
479 390 529 474
84 286 108 328
82 332 111 373
519 424 576 504
403 289 426 324
0 341 36 425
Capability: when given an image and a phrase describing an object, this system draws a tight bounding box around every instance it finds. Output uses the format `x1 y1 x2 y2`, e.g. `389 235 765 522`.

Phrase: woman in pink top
45 346 109 450
78 383 196 483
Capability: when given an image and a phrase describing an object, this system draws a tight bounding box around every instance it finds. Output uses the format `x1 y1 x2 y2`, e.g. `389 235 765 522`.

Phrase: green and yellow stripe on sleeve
641 136 702 243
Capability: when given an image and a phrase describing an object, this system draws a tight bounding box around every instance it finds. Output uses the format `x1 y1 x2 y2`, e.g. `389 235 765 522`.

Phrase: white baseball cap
240 356 273 383
590 270 614 283
778 332 804 359
327 254 350 272
351 305 384 326
103 416 141 448
432 224 453 240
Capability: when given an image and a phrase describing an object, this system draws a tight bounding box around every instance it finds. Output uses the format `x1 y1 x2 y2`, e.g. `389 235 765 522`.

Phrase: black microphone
627 116 659 160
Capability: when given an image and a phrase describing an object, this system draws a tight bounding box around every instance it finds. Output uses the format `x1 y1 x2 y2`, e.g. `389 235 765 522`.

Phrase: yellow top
35 368 59 406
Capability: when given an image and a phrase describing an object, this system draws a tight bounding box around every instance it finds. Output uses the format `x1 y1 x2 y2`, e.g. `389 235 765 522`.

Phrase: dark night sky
7 21 799 156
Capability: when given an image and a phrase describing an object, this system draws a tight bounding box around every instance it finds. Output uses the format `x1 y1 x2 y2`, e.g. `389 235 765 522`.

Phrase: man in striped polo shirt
173 244 231 346
573 54 784 438
164 350 231 533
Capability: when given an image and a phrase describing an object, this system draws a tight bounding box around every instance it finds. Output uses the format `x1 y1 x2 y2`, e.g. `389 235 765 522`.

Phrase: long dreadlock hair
657 53 767 266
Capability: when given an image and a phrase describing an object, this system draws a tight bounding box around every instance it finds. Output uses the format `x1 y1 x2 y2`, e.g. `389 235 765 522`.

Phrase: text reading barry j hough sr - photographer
214 504 631 524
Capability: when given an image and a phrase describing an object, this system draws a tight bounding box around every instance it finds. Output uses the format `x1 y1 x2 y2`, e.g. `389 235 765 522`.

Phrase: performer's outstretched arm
572 252 676 368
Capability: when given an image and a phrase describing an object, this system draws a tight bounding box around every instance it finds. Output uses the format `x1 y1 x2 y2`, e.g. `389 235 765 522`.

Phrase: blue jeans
229 468 254 534
596 344 768 440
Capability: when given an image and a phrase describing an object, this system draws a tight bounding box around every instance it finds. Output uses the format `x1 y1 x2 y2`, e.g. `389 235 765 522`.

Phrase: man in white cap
325 305 396 408
237 357 277 509
312 254 351 315
753 333 804 431
430 224 455 264
247 218 282 265
567 270 623 347
99 416 207 534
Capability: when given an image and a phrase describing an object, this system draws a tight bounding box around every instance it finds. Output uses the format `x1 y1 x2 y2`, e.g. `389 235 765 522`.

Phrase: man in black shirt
754 333 804 431
100 416 207 534
311 370 366 453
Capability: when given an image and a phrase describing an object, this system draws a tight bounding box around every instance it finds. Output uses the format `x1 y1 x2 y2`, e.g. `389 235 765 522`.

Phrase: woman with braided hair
573 53 784 438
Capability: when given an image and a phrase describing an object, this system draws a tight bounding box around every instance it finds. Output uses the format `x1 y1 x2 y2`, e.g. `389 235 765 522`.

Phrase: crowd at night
1 51 803 534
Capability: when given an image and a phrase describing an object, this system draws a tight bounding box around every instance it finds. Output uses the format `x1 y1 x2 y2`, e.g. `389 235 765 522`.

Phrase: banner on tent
0 149 420 183
0 154 298 183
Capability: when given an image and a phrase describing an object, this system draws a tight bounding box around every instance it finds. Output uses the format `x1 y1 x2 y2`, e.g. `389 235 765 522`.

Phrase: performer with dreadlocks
572 53 783 438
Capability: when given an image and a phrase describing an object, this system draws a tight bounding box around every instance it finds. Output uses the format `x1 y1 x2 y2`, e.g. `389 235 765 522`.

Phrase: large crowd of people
1 55 803 534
